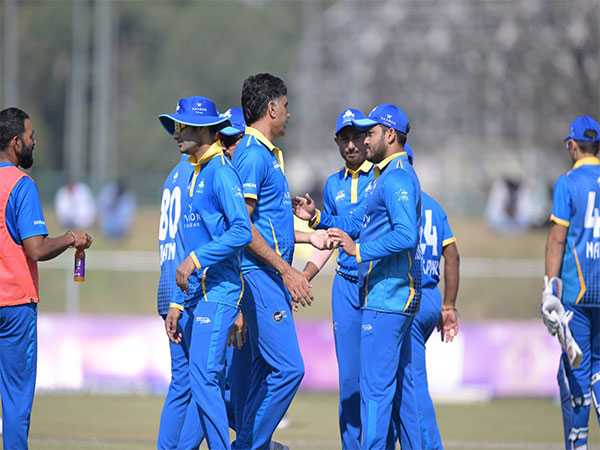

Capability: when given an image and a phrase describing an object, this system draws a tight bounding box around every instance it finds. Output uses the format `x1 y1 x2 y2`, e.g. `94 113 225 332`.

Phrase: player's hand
292 194 316 221
542 276 564 336
165 307 182 344
327 228 356 256
282 266 313 307
438 307 459 343
309 230 338 250
176 256 197 292
228 311 247 349
70 230 93 250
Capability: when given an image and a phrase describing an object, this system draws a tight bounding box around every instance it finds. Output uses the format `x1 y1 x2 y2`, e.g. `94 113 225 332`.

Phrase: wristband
169 303 184 312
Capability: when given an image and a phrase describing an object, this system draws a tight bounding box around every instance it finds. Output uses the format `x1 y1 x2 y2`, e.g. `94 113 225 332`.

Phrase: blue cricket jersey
419 192 456 290
311 152 422 314
551 156 600 307
174 143 252 309
322 160 374 279
0 162 48 245
232 126 295 275
156 155 195 316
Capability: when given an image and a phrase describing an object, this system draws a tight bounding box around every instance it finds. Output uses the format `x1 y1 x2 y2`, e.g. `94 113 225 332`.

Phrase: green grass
2 394 597 449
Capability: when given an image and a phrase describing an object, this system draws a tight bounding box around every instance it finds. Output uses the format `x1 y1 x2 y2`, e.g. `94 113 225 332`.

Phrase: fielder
297 104 423 450
405 144 460 450
543 115 600 450
161 95 252 450
303 108 373 450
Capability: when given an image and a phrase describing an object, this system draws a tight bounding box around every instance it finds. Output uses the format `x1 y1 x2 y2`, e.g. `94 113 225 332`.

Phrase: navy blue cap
564 115 600 142
219 107 246 137
159 96 229 135
335 108 366 134
353 103 410 134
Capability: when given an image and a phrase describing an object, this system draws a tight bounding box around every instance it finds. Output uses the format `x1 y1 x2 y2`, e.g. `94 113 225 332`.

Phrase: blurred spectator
485 176 549 233
97 179 136 239
54 180 96 229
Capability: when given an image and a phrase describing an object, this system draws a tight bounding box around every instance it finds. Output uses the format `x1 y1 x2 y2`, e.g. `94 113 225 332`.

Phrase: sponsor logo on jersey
196 316 211 324
273 310 287 322
335 190 345 202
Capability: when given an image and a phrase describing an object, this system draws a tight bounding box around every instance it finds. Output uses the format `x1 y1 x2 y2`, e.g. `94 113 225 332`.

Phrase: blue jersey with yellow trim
173 144 252 309
322 161 374 278
419 192 456 289
311 152 421 314
232 127 295 274
156 156 195 315
551 156 600 307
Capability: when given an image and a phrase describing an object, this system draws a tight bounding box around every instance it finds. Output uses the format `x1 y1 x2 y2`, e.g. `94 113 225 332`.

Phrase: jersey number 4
159 187 182 241
420 209 438 256
584 191 600 238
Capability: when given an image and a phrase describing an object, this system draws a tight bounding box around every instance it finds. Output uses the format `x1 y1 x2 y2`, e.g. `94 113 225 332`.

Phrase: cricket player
231 73 309 450
406 144 460 450
303 108 373 450
543 115 600 450
296 104 423 450
0 107 92 449
156 97 203 449
161 95 252 450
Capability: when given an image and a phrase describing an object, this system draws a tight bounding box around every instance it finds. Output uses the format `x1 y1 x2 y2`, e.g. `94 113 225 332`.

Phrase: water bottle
74 250 86 282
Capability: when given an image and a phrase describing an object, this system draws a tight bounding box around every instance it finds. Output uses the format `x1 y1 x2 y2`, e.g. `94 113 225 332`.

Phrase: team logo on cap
343 109 355 120
585 129 598 140
221 109 232 118
191 102 207 114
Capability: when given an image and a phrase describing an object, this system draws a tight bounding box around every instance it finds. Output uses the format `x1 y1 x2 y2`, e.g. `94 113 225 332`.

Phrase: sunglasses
174 122 189 134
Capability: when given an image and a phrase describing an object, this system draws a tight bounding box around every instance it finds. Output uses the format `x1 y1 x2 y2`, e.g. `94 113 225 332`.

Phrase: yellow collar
344 160 373 178
376 151 407 171
573 156 600 169
188 142 223 167
245 126 277 152
245 126 285 173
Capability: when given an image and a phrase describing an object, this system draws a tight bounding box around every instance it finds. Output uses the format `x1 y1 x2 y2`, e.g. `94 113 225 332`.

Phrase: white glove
542 276 565 336
555 309 583 369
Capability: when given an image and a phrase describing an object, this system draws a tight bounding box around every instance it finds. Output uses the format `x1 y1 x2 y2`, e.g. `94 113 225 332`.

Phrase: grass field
1 394 596 449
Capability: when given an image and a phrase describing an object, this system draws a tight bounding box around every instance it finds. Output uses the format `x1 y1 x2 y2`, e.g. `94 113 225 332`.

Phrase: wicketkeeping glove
541 276 565 336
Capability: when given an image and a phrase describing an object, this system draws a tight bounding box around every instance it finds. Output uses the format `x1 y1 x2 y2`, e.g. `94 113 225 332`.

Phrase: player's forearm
294 230 311 244
303 262 320 281
442 243 460 308
545 224 567 278
303 248 334 281
357 227 417 263
309 209 362 238
247 224 291 274
23 233 74 262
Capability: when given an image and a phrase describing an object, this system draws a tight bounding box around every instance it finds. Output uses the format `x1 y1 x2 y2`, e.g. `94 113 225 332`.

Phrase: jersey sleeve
441 210 456 247
233 146 267 200
11 176 48 242
550 175 571 227
322 176 337 216
189 168 252 269
356 172 418 263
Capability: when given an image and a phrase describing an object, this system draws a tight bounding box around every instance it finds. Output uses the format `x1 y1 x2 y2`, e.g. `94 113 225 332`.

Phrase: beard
17 142 34 169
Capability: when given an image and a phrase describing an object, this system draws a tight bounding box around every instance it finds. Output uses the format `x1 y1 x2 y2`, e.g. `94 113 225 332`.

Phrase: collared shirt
173 143 252 309
156 155 194 315
0 162 47 245
311 151 422 314
419 192 456 290
322 160 373 281
551 156 600 307
232 126 295 274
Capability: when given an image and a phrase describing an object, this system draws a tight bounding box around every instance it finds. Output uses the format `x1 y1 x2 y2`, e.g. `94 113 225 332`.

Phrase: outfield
2 394 595 450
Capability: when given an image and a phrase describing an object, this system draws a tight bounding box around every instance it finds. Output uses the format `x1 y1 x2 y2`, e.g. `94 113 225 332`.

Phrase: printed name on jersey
159 242 177 265
335 190 346 202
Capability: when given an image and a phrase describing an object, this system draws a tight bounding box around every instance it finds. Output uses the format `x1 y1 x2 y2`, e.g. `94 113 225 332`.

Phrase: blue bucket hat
159 96 229 135
353 103 410 135
564 115 600 143
335 108 366 134
219 107 246 137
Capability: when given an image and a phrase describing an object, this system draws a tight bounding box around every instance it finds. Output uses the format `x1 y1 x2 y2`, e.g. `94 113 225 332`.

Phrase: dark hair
0 108 29 151
575 139 600 155
241 73 287 125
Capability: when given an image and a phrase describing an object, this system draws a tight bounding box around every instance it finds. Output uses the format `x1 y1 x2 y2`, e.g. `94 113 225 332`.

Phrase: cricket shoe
269 441 290 450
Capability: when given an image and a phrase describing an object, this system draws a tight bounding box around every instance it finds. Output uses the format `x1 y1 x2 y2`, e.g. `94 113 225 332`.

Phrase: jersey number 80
159 187 181 241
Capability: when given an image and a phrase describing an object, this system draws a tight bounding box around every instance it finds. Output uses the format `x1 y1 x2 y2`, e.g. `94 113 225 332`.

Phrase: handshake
308 228 356 256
